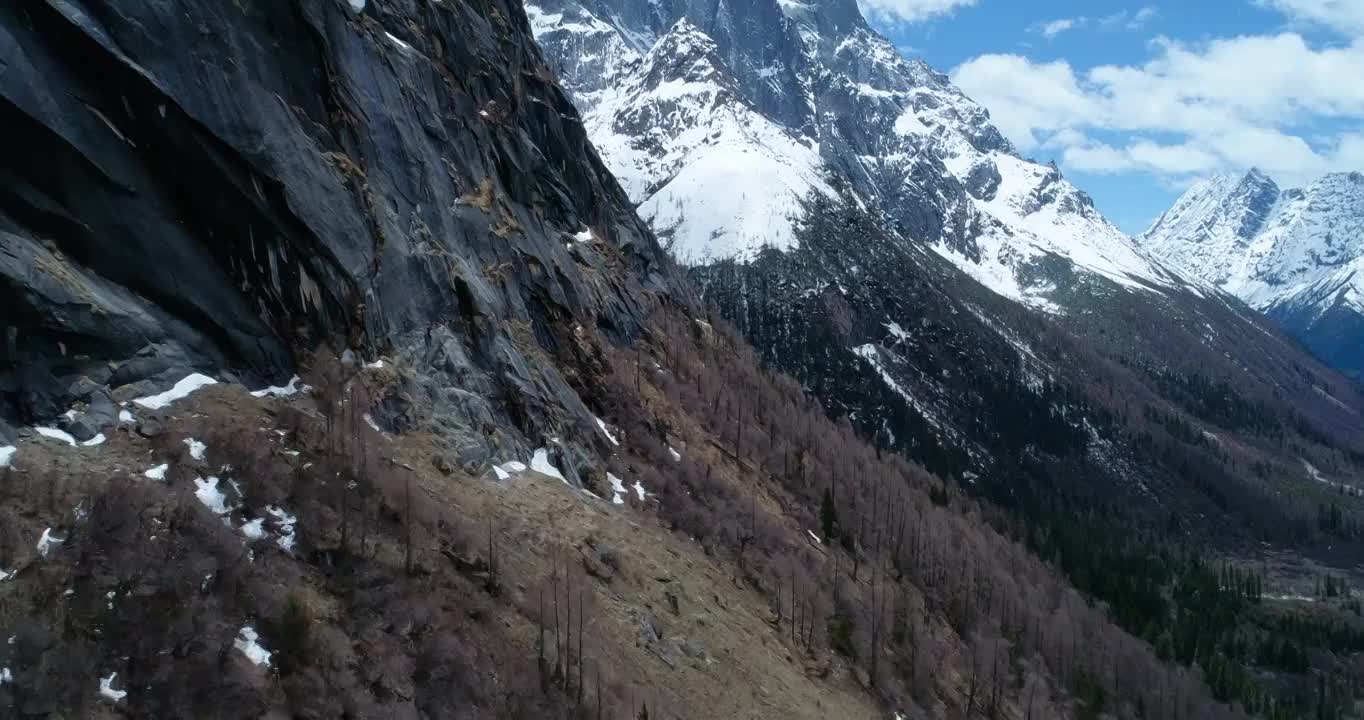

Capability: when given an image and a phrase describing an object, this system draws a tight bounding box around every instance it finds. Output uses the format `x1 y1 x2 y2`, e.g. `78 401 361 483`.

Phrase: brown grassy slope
0 381 880 719
0 300 1246 719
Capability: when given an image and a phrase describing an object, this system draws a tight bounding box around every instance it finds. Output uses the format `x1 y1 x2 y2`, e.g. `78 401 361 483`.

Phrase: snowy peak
556 13 831 263
1141 169 1282 288
1145 168 1364 377
527 0 1190 309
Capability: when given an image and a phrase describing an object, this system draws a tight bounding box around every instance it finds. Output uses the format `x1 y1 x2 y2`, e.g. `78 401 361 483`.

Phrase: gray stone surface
0 0 682 475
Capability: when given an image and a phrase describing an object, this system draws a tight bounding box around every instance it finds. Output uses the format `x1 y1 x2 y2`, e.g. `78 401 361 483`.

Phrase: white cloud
1258 0 1364 34
1039 18 1083 38
857 0 976 25
951 31 1364 187
1030 7 1158 39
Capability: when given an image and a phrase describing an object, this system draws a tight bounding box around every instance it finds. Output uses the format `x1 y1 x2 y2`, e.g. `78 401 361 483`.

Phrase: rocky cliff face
0 0 677 471
1144 170 1364 379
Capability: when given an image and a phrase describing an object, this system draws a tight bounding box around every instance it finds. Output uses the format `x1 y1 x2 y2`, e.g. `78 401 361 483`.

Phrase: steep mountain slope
0 1 1254 719
527 0 1364 535
528 0 1364 713
0 0 673 473
1144 170 1364 379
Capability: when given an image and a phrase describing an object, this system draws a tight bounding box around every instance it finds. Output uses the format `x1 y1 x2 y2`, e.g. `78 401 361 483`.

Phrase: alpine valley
0 0 1362 718
528 0 1364 715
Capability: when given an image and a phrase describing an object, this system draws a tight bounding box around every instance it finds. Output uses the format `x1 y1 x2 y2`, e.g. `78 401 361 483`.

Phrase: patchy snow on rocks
133 373 217 409
81 433 106 447
98 672 127 702
250 375 304 398
531 448 568 483
184 437 207 461
143 463 169 481
193 476 233 515
0 667 11 684
119 409 135 423
234 626 272 666
35 427 77 446
607 472 627 505
0 446 14 468
36 528 63 557
595 416 620 446
266 505 298 552
667 446 681 462
240 517 266 541
632 479 648 500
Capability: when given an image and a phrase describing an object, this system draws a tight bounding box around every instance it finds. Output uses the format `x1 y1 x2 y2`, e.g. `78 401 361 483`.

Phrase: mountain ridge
1143 168 1364 379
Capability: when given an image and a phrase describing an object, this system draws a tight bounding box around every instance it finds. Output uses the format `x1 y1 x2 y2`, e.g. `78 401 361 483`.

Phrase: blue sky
858 0 1364 233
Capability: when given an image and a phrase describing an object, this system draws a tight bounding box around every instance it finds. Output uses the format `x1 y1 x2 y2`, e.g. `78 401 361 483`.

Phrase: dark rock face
0 0 675 459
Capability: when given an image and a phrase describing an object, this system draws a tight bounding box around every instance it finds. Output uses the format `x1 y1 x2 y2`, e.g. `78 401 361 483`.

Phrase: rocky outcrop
0 0 678 469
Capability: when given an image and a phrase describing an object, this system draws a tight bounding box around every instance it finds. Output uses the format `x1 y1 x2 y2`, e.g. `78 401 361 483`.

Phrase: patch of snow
184 437 207 461
574 228 594 243
632 480 647 501
364 359 385 369
0 667 11 684
240 518 266 541
234 626 272 666
37 528 63 557
595 416 620 446
363 413 382 433
119 409 135 423
531 448 568 483
143 463 168 481
265 505 298 552
807 529 822 544
667 446 681 462
347 0 365 11
493 465 510 480
0 446 14 468
81 433 106 447
98 672 126 702
501 460 528 473
1265 593 1317 603
607 472 626 505
193 476 233 515
133 374 217 409
385 31 413 52
0 568 10 582
35 427 77 446
250 375 303 398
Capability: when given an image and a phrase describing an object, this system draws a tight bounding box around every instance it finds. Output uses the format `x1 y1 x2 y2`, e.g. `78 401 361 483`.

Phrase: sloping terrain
525 0 1364 715
1144 170 1364 380
0 0 1254 718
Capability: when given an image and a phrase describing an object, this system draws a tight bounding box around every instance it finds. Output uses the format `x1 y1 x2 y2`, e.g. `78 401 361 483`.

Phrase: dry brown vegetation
0 308 1247 718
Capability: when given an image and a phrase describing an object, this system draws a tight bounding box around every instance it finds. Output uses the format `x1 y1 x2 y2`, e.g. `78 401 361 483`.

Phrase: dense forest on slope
694 193 1364 718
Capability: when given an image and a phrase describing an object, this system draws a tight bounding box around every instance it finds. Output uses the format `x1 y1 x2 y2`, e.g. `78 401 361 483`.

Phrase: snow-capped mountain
526 0 1185 308
1144 170 1364 378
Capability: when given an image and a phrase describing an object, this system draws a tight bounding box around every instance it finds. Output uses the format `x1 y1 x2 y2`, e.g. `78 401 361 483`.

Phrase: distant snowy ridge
1143 169 1364 377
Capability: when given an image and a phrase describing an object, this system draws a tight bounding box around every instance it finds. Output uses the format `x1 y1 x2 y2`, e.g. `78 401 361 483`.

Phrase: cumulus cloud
951 30 1364 186
1258 0 1364 34
857 0 976 25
